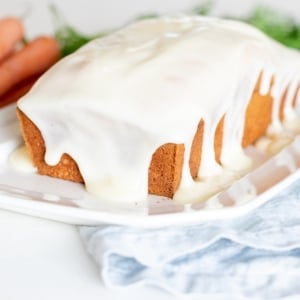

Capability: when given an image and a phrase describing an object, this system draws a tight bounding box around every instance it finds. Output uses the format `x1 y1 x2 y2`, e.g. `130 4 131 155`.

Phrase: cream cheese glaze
17 15 300 204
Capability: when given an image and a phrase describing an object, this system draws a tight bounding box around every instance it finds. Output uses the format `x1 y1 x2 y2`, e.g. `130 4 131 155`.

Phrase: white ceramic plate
1 105 300 227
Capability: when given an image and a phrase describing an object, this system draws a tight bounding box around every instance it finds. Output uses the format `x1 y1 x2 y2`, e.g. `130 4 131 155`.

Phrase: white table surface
0 209 181 300
0 0 299 299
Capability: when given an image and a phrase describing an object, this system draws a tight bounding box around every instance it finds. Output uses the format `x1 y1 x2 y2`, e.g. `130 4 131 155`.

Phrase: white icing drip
296 87 300 109
269 77 288 134
221 67 260 171
179 140 194 188
17 15 300 204
174 169 237 204
283 80 300 132
259 69 273 96
197 118 223 178
285 80 298 118
9 146 37 173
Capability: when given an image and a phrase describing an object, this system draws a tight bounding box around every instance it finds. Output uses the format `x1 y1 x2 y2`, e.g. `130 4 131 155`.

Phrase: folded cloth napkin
79 180 300 299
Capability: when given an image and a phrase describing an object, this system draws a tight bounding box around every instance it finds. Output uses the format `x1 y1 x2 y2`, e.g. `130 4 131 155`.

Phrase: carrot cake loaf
16 15 300 204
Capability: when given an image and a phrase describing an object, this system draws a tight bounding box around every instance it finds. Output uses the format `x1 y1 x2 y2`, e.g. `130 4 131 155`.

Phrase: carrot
0 74 39 108
0 17 24 62
0 36 60 97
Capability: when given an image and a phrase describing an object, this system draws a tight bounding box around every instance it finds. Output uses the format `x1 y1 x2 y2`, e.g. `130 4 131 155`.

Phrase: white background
0 1 300 300
1 0 300 38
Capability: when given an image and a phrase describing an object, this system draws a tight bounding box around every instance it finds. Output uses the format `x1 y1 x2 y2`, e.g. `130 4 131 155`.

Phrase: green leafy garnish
246 6 300 50
55 26 96 57
51 3 300 56
193 2 300 50
192 1 214 16
50 5 106 57
135 13 159 20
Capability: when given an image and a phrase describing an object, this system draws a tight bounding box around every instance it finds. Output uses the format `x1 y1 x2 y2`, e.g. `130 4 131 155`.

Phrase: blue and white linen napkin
79 180 300 299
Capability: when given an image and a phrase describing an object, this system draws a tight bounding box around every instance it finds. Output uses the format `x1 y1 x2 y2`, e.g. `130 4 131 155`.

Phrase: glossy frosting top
18 15 300 204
